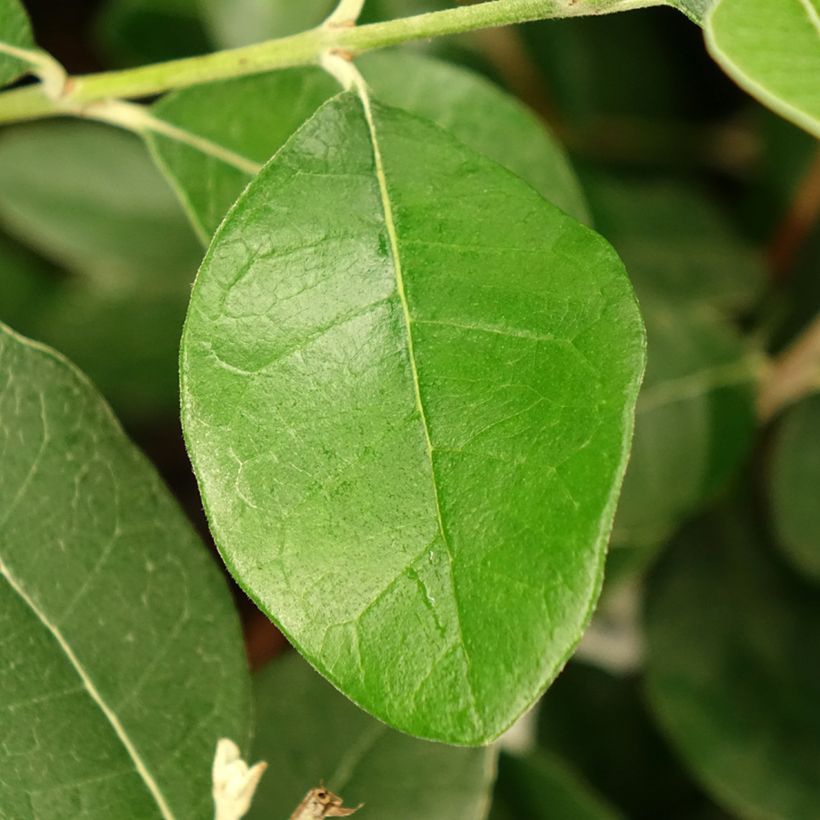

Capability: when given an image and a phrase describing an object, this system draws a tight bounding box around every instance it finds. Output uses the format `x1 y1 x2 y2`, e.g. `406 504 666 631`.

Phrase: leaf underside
705 0 820 138
0 0 35 86
0 323 250 818
181 93 645 743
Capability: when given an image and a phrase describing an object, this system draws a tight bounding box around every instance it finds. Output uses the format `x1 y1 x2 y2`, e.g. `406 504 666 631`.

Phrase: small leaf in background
0 121 203 421
95 0 211 67
583 178 763 556
181 93 645 743
645 508 820 820
0 0 35 87
770 393 820 581
0 322 250 817
489 750 622 820
704 0 820 139
198 0 334 48
149 51 587 241
248 654 496 819
537 663 715 819
0 122 201 283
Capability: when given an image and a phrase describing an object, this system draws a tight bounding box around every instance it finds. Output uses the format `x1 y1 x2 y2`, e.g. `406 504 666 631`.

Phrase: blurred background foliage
1 1 818 818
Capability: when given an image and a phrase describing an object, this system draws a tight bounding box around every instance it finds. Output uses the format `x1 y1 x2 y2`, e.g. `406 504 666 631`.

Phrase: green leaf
0 122 202 284
149 51 587 242
181 92 645 743
583 178 763 551
199 0 333 48
360 52 589 224
150 68 338 242
95 0 210 67
537 663 708 819
248 654 496 819
645 509 820 820
489 751 622 820
704 0 820 138
0 232 55 333
0 322 250 817
0 0 35 87
771 393 820 581
0 122 203 420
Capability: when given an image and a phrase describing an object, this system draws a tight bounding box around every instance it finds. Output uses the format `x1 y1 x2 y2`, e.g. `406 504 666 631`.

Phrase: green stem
0 0 669 126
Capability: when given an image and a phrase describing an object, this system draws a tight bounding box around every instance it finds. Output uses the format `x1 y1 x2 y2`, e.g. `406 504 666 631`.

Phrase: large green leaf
645 509 820 820
489 751 622 820
0 322 250 817
0 0 34 87
248 654 496 819
583 179 763 552
0 122 203 420
149 51 587 242
771 393 820 581
180 92 645 743
704 0 820 138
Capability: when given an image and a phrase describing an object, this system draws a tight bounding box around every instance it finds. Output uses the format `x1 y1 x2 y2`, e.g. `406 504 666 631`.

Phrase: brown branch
758 312 820 422
768 147 820 283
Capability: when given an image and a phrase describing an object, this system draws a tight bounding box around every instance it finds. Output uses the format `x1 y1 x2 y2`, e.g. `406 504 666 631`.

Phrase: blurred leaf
0 232 55 332
150 52 587 241
520 10 706 126
96 0 211 67
771 393 820 581
0 322 250 817
0 122 201 284
704 0 820 138
0 0 34 87
248 654 496 820
584 178 763 552
180 93 645 743
489 751 622 820
198 0 450 48
198 0 333 47
645 508 820 820
0 122 203 420
537 663 708 819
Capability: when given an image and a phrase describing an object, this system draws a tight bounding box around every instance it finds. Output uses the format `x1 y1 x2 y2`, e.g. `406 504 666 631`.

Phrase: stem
0 0 668 126
758 313 820 422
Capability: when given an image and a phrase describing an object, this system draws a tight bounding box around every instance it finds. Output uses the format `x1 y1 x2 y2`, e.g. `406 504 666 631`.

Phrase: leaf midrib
356 90 482 731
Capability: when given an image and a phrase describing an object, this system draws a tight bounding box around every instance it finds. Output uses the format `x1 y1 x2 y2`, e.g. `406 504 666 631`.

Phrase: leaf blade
0 322 251 817
181 93 645 743
704 0 820 137
0 0 35 86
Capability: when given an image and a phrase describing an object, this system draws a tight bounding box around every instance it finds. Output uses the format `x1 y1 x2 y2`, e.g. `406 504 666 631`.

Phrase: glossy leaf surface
181 93 645 743
0 0 34 86
646 510 820 820
704 0 820 138
149 52 587 242
0 323 250 817
248 654 496 819
771 393 820 581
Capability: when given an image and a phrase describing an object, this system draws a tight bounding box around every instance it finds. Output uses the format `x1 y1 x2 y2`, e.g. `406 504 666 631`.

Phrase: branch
0 0 669 126
758 313 820 422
